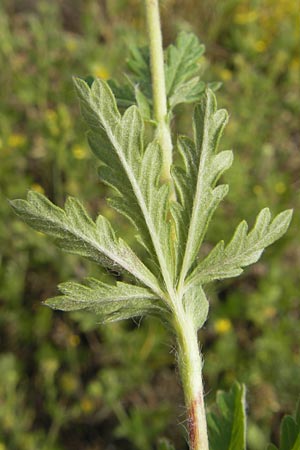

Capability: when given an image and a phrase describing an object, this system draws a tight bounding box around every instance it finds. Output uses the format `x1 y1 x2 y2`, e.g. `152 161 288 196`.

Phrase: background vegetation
0 1 299 449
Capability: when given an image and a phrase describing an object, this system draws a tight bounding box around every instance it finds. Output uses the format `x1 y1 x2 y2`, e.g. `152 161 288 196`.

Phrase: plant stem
174 305 209 450
145 1 209 448
145 0 173 182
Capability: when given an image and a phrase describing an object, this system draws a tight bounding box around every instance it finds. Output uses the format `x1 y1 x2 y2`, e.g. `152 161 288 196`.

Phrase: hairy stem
145 0 173 182
145 1 209 447
174 303 209 450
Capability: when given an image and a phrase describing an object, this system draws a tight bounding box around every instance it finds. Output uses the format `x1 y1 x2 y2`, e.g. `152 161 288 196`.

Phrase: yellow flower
275 181 286 194
69 334 80 347
0 443 7 450
72 144 87 160
45 109 59 136
219 69 232 81
234 10 258 25
254 40 267 53
263 306 277 319
45 109 57 122
91 64 110 80
31 183 45 194
41 357 59 376
290 57 300 71
80 398 94 413
60 373 79 394
8 133 26 148
65 36 78 53
214 318 232 334
253 185 263 196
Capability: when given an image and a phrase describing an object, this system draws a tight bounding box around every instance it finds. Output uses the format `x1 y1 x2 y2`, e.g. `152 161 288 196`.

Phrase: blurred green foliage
0 1 299 449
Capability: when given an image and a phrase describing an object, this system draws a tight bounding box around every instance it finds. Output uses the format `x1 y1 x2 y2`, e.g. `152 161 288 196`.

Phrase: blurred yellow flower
65 36 78 53
45 109 59 136
0 443 6 450
8 133 26 148
91 64 110 80
253 185 263 196
275 181 286 194
60 372 79 394
66 180 79 195
45 109 57 122
254 40 267 53
58 104 72 130
219 69 232 81
234 10 258 25
214 318 232 334
3 413 14 431
72 144 87 160
290 57 300 70
263 306 277 319
69 334 80 347
31 183 45 194
41 357 59 376
81 397 94 413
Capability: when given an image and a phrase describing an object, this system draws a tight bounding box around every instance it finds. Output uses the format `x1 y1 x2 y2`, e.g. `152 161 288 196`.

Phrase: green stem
145 0 173 182
145 1 209 448
173 303 209 450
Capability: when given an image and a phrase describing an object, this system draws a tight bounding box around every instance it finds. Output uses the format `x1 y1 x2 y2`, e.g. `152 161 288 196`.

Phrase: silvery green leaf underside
186 207 293 287
10 75 293 326
10 191 163 298
165 31 206 110
46 278 169 323
74 77 175 289
182 283 209 331
172 89 232 282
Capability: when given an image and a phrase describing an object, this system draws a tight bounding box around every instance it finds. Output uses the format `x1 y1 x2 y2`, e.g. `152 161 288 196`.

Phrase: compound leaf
187 208 293 287
10 191 163 298
172 89 231 281
46 278 168 323
207 382 246 450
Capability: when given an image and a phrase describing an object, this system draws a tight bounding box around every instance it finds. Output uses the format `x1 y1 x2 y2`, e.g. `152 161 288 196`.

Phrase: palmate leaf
172 89 232 282
46 278 168 323
207 382 247 450
10 191 163 298
74 78 175 291
186 207 293 287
